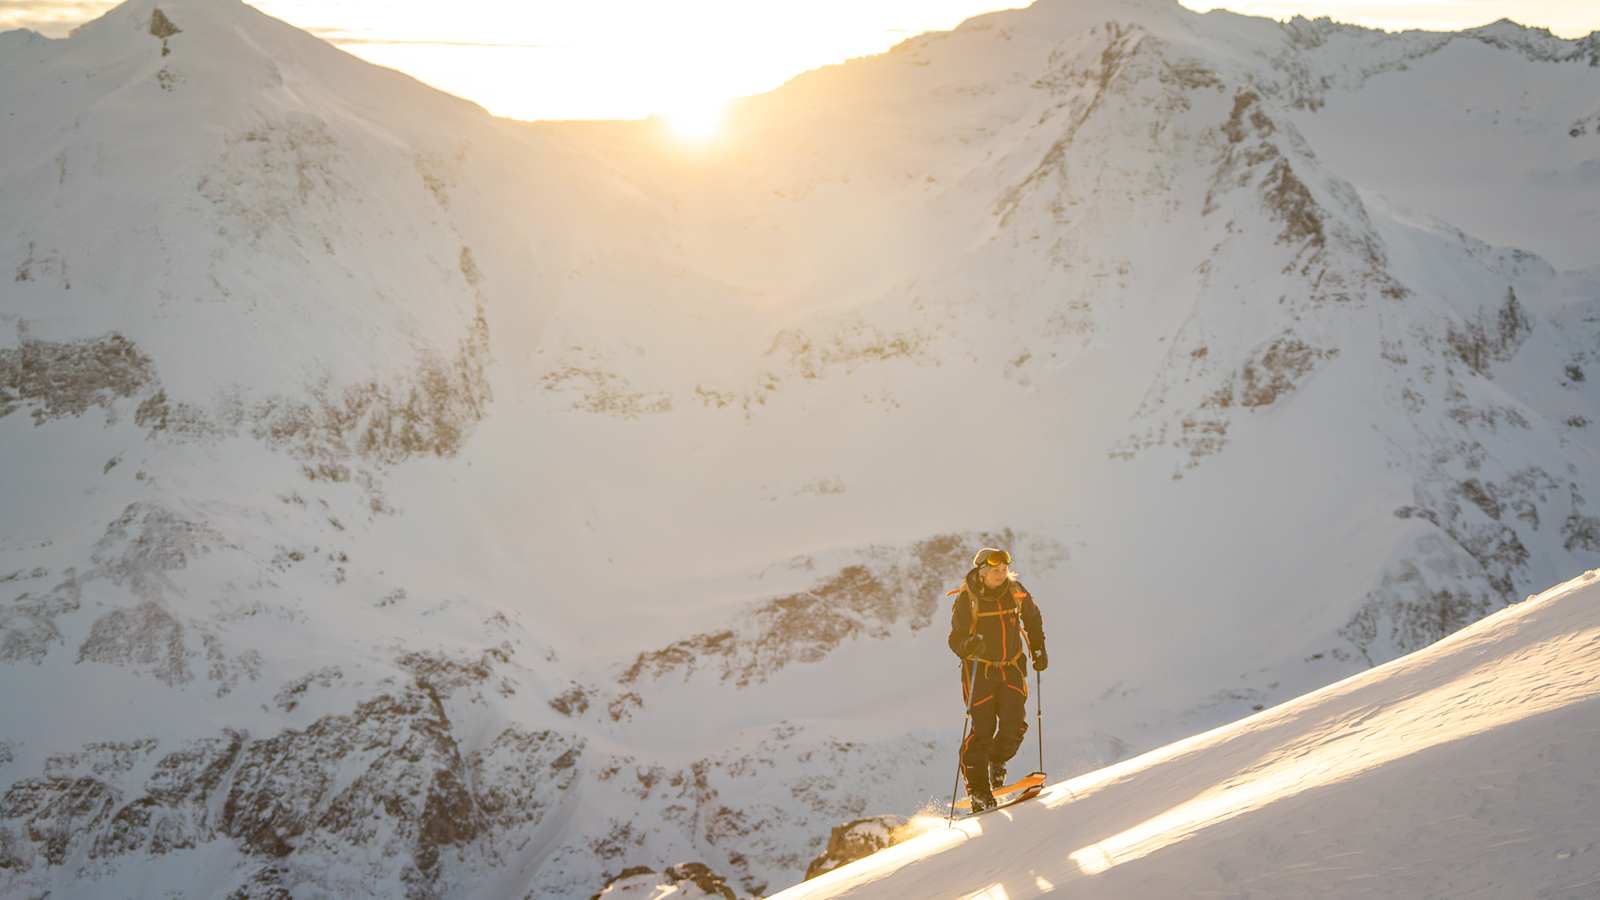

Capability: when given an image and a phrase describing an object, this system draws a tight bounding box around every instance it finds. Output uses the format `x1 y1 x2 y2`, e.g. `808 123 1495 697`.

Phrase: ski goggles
973 548 1012 568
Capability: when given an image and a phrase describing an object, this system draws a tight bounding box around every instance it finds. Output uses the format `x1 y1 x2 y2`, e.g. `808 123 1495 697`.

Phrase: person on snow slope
947 547 1048 812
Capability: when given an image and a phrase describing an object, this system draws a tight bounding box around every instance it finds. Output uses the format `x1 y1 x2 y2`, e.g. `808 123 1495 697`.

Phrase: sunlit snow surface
775 571 1600 898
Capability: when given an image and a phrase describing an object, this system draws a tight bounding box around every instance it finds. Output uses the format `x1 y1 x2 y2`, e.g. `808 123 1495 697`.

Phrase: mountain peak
1468 17 1555 38
1017 0 1189 28
15 0 487 140
1460 16 1595 62
1036 0 1186 13
69 0 247 39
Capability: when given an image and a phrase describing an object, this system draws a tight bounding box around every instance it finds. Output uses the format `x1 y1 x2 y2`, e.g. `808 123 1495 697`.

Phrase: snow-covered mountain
1 0 1597 896
773 568 1600 899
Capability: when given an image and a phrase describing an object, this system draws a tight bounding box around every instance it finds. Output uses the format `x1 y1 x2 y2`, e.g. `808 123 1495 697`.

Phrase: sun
664 99 727 142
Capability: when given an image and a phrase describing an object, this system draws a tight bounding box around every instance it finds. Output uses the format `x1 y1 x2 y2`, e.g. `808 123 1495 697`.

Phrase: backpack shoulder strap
948 585 978 634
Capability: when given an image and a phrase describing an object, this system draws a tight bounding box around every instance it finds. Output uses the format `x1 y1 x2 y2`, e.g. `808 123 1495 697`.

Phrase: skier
947 547 1047 812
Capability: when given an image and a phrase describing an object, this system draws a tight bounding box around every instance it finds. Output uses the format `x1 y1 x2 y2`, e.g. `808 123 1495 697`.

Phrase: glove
1031 647 1049 672
960 634 985 658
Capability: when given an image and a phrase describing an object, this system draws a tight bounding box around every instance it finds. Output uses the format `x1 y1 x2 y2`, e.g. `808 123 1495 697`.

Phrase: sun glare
665 99 727 141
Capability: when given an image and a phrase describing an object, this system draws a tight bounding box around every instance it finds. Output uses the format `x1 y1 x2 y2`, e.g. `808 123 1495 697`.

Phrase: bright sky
3 1 1597 122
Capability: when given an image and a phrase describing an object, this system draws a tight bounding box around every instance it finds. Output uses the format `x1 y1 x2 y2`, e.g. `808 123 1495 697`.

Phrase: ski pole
948 657 978 825
947 714 969 825
1036 668 1044 774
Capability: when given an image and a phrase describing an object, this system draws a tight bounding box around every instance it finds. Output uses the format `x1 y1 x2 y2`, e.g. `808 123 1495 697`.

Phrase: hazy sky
3 1 1597 121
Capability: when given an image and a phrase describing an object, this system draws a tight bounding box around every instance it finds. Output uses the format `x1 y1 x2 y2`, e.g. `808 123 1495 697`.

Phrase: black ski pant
960 669 1028 791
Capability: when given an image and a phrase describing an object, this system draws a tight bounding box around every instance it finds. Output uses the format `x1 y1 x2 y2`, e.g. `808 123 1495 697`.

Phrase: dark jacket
947 568 1046 678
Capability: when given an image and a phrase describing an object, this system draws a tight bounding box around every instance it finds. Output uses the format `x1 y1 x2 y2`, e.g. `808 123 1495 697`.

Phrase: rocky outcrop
515 724 947 897
78 599 191 686
0 332 154 425
134 307 492 469
765 322 933 381
0 570 82 665
3 304 487 483
398 645 517 702
1342 467 1559 662
541 366 672 419
273 666 344 713
54 503 225 684
1112 330 1341 476
591 862 736 899
617 532 1063 698
1 505 232 678
1207 90 1330 274
804 815 911 880
1445 287 1532 377
0 687 584 898
92 734 241 859
223 687 483 876
148 8 181 57
148 8 182 40
1462 20 1598 64
91 502 225 599
1236 335 1339 409
1272 18 1452 110
995 21 1145 226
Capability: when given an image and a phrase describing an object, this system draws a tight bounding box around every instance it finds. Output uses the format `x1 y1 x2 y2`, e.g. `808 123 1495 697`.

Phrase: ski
951 771 1047 817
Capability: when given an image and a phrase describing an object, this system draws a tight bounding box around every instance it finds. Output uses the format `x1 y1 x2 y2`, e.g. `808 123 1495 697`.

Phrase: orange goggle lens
980 550 1012 567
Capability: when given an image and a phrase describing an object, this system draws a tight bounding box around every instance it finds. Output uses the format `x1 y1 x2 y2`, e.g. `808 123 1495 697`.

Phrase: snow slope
774 569 1600 898
2 0 1598 896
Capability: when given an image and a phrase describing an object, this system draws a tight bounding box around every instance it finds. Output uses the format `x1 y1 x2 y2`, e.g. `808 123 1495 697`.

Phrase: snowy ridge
773 569 1600 898
1 0 1597 895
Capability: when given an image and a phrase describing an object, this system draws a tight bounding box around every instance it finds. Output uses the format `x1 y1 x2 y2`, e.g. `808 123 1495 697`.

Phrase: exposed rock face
148 8 181 40
57 503 222 684
617 532 1063 697
223 687 484 882
591 862 737 899
5 500 235 677
1237 335 1339 409
804 815 911 880
0 686 585 898
132 302 492 468
0 570 82 665
1344 467 1560 663
542 366 673 419
0 333 154 425
92 734 241 859
78 599 190 685
0 313 489 573
3 775 122 866
273 666 343 713
1446 287 1532 377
